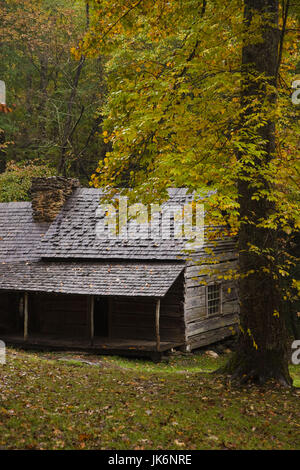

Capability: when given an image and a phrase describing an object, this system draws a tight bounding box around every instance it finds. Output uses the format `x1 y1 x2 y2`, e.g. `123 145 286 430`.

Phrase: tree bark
223 0 293 386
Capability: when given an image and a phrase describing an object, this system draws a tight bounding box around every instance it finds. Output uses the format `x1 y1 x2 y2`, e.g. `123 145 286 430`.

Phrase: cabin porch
0 334 182 360
0 277 185 360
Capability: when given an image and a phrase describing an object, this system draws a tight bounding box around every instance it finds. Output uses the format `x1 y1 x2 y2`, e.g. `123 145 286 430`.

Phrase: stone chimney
31 176 80 222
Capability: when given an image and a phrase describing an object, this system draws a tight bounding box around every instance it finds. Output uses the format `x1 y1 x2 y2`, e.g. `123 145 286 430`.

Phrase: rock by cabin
0 177 239 359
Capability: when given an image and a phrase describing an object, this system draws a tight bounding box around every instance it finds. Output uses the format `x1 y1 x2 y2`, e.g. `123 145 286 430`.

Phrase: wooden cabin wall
184 250 239 350
29 293 89 338
0 292 22 334
110 297 156 340
160 274 185 343
110 274 185 343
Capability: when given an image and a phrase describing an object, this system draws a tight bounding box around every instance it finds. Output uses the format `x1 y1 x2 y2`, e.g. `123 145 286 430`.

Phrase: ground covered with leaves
0 348 299 450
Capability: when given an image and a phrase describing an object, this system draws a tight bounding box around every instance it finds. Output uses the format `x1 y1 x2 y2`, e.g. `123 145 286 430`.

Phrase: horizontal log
185 285 206 298
185 277 209 288
185 261 238 279
184 306 207 321
184 294 206 310
191 242 237 256
187 250 237 265
186 312 239 336
188 325 237 350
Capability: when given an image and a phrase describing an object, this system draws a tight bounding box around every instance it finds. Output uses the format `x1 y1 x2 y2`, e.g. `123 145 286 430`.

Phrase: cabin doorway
0 292 23 335
94 297 109 337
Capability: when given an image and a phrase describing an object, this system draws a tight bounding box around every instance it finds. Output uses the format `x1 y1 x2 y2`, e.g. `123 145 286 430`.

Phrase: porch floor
1 334 183 360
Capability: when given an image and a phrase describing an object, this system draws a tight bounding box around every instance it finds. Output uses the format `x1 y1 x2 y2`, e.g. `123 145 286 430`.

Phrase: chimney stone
31 176 80 222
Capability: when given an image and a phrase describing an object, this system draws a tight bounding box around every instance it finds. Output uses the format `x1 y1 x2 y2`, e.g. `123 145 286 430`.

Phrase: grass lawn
0 347 299 450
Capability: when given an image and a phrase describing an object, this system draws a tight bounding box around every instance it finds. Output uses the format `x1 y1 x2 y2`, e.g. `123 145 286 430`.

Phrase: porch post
108 298 112 338
90 295 94 346
155 298 161 352
24 292 28 341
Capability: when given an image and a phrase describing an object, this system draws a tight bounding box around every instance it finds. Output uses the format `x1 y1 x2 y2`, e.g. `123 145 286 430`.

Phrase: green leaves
0 0 107 182
85 0 298 240
0 161 54 202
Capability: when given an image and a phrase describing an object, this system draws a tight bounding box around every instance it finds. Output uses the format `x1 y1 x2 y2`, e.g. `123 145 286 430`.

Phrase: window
207 284 222 316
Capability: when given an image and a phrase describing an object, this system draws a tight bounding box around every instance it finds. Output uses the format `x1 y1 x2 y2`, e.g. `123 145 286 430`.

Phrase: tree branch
276 0 290 81
99 0 144 42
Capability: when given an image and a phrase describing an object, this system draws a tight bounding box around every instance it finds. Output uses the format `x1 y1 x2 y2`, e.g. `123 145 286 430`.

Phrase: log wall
184 248 239 350
29 293 89 338
110 274 185 343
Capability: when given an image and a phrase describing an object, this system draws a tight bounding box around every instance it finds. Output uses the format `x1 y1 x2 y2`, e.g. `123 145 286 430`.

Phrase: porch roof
0 260 184 297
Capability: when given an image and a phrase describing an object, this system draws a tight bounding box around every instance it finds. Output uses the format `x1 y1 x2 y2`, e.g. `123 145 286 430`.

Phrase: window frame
206 283 222 317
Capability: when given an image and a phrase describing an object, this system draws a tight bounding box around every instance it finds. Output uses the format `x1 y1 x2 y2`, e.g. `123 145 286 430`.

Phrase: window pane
207 284 221 315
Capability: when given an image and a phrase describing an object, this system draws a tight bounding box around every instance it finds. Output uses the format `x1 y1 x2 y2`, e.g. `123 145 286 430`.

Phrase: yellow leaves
102 131 111 143
247 328 258 350
273 310 280 318
262 267 270 274
70 46 82 61
174 439 185 447
282 226 292 235
278 269 289 277
85 2 298 286
291 279 300 294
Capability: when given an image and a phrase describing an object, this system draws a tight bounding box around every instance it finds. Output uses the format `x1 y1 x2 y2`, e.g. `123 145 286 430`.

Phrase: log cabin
0 177 239 359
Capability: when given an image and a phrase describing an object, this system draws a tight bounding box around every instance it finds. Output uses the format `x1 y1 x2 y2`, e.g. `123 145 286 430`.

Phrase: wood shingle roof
0 260 184 297
0 202 49 262
37 188 195 260
0 192 189 296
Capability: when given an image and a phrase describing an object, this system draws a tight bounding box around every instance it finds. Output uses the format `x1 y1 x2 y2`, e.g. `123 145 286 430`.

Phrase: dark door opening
0 292 23 335
94 297 109 337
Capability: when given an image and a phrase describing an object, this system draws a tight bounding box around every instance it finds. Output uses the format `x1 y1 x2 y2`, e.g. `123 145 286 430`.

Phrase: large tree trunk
224 0 292 386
